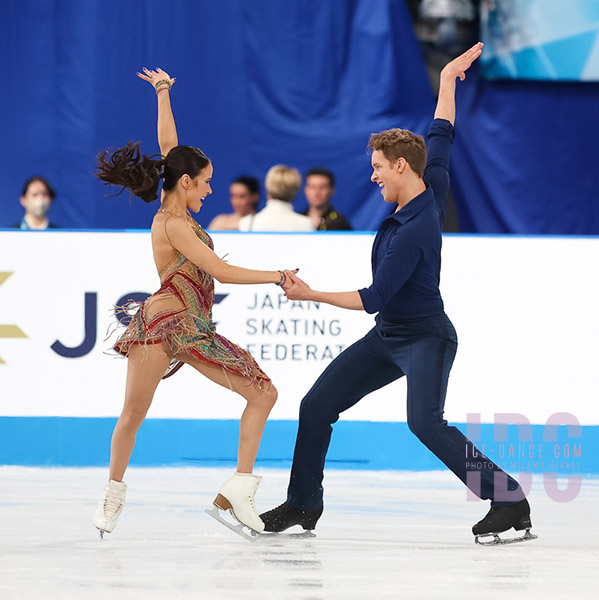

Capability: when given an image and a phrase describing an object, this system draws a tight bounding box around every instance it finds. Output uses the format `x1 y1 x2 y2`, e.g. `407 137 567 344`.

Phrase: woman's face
229 182 257 216
187 163 213 212
20 180 53 218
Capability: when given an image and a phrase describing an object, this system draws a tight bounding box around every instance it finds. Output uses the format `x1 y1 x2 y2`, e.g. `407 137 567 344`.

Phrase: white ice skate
93 479 127 539
205 472 264 541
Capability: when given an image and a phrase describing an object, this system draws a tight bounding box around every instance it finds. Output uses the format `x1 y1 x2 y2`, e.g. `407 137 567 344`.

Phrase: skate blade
205 506 258 542
475 528 538 546
259 530 316 540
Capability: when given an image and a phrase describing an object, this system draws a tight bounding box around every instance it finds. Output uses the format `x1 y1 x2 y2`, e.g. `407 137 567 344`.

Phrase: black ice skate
472 498 537 545
260 502 322 535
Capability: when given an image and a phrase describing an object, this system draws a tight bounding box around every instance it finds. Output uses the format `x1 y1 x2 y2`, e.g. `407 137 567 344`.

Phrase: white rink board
0 231 598 425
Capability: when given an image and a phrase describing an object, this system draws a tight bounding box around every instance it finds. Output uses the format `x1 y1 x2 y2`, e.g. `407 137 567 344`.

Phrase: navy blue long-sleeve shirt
358 119 455 319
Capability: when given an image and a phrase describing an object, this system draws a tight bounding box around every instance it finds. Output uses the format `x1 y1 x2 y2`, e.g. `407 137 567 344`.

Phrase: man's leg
286 327 404 511
400 319 524 505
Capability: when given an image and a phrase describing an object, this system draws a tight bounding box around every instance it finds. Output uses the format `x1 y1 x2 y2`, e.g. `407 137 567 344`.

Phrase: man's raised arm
434 42 484 126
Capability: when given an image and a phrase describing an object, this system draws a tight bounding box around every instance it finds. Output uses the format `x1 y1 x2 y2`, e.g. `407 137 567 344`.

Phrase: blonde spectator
239 165 314 232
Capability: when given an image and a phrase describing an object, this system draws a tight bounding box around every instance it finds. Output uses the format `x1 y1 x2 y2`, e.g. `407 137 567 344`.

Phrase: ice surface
1 467 597 599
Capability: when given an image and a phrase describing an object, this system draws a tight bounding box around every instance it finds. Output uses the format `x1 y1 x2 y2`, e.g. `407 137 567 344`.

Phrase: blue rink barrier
1 418 597 473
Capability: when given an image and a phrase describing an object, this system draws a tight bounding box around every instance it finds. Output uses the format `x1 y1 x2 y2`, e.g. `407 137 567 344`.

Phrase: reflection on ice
0 467 597 599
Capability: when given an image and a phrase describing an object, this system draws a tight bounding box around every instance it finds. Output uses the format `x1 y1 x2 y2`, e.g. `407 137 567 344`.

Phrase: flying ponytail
96 141 164 203
96 141 210 204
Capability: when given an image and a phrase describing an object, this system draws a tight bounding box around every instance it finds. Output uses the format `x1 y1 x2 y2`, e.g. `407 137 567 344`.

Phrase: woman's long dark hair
95 142 210 203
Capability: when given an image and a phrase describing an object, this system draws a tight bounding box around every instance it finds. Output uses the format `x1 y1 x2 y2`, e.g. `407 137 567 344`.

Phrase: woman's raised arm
137 67 178 156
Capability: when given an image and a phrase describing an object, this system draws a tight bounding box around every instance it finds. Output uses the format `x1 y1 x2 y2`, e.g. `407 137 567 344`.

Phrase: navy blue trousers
286 311 524 511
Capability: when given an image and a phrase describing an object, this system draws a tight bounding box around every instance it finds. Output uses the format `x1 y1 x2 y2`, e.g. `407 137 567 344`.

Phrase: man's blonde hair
265 165 302 202
368 129 427 178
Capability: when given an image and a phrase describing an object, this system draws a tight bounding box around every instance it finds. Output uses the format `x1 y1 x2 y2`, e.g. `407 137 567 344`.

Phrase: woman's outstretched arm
165 215 294 286
137 67 178 156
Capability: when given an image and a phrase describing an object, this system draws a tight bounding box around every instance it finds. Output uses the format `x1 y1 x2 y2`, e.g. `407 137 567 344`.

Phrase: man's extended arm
434 42 483 126
283 272 364 310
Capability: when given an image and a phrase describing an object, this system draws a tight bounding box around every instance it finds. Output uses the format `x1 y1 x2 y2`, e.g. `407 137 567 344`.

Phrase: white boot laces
247 479 259 511
102 489 124 518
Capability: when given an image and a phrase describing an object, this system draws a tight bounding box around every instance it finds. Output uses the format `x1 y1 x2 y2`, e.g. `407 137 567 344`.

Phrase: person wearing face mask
13 176 59 230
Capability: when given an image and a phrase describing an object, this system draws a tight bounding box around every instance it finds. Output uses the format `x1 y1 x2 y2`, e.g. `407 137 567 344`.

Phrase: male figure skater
260 43 535 545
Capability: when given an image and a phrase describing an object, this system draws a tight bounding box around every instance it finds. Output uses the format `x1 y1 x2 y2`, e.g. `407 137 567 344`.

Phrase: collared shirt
238 199 315 232
11 218 58 230
358 119 455 319
301 206 353 231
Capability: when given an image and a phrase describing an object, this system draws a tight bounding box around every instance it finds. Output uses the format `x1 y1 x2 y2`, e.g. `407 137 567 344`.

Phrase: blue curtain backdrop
2 0 599 233
1 0 433 231
452 70 599 234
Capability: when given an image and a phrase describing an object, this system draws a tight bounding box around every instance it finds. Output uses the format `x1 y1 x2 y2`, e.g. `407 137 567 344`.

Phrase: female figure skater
93 67 293 537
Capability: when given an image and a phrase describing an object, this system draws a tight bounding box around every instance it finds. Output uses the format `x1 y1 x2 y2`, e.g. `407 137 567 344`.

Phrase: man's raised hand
441 42 484 82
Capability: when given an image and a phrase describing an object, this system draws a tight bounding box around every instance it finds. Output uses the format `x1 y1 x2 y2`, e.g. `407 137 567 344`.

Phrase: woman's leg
176 353 277 473
109 343 172 481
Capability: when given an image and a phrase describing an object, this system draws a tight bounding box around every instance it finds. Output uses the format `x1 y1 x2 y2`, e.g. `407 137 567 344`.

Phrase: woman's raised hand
136 67 176 89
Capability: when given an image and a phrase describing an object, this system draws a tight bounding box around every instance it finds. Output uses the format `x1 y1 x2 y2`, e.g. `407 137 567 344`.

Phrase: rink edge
1 418 597 473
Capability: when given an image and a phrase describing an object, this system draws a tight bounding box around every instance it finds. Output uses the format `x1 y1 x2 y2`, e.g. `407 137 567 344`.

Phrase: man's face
20 180 52 218
304 175 334 209
370 150 402 204
229 182 257 215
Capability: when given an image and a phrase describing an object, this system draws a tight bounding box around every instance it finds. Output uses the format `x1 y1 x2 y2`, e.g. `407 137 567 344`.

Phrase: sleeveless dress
114 210 269 383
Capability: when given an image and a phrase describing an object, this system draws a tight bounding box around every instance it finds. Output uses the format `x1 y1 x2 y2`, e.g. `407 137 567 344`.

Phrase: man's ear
395 157 406 173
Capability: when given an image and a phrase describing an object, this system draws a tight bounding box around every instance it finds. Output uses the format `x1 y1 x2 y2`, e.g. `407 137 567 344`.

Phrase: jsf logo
49 291 228 358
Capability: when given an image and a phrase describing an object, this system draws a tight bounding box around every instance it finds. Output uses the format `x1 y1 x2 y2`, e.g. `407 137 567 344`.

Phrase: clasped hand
281 270 311 301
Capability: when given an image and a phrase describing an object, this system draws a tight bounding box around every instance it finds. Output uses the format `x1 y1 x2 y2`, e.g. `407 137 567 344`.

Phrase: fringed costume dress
114 210 269 384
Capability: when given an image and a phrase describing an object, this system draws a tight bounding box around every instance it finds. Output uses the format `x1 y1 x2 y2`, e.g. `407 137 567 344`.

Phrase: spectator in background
13 176 59 230
239 165 314 232
208 176 260 230
302 167 352 231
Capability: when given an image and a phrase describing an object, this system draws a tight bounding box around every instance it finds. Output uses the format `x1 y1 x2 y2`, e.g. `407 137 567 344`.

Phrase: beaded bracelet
275 271 287 286
155 85 171 95
154 79 172 90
